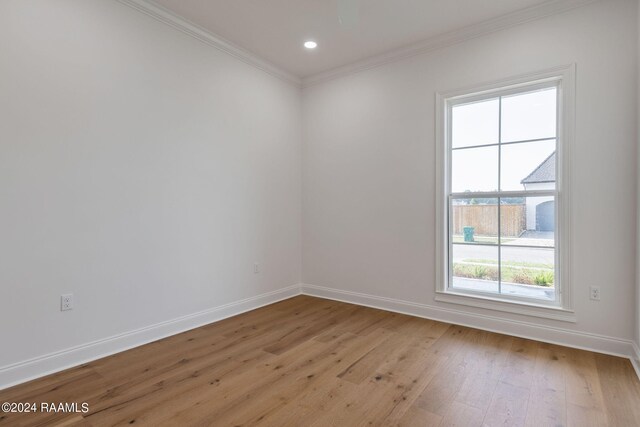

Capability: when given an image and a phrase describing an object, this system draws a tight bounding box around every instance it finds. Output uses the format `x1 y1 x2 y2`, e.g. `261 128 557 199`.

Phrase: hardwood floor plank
262 304 354 355
563 347 609 426
1 296 639 427
412 326 483 416
311 322 459 426
156 332 363 426
314 305 388 342
439 400 486 427
499 337 540 389
396 405 443 427
209 329 396 426
524 343 567 427
337 317 443 385
482 380 530 427
0 367 108 427
594 353 640 426
271 378 359 427
453 330 513 412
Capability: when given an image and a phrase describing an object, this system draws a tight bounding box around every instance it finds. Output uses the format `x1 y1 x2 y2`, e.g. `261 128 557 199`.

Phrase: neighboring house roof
521 151 555 184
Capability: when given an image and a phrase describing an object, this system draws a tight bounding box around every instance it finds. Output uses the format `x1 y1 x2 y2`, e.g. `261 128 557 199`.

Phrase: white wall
636 0 640 367
303 0 638 342
0 0 301 373
2 0 639 387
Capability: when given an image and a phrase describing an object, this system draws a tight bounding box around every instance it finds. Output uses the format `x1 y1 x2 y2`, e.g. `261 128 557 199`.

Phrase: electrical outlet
254 263 260 274
589 286 600 301
61 294 73 311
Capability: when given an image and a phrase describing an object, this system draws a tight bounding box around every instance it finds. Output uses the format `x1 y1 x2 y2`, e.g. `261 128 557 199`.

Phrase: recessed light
304 41 317 49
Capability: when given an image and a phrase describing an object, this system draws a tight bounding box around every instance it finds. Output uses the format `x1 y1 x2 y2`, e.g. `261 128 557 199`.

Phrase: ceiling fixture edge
302 0 599 87
116 0 302 87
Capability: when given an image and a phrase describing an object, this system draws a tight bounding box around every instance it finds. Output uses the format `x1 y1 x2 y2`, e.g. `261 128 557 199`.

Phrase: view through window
448 84 558 302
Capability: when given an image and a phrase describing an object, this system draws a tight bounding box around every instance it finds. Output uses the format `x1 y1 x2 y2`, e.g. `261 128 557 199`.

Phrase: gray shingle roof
521 152 555 184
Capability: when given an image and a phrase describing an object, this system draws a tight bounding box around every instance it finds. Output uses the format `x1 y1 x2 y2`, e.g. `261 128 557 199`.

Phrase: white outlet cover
61 293 74 311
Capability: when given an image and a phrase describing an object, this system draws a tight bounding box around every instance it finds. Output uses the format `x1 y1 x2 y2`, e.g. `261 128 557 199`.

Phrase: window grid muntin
446 81 559 304
451 137 556 152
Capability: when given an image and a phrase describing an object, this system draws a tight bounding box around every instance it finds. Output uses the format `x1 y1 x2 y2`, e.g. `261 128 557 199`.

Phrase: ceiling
151 0 560 78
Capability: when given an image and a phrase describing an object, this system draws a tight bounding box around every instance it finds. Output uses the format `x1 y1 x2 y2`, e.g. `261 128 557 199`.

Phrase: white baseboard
0 284 301 391
632 341 640 380
3 282 638 390
301 283 639 376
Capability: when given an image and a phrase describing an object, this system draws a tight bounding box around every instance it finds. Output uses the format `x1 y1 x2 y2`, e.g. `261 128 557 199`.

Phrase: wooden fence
452 204 525 237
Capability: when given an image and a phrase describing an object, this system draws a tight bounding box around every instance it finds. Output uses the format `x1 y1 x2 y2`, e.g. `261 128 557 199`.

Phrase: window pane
501 87 557 143
501 140 556 191
446 82 561 305
451 198 498 245
511 196 556 246
500 246 555 301
452 98 499 148
451 145 498 193
451 244 499 294
499 197 554 246
499 199 526 241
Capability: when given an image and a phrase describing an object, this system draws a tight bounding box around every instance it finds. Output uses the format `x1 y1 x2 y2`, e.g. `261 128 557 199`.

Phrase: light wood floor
1 296 640 427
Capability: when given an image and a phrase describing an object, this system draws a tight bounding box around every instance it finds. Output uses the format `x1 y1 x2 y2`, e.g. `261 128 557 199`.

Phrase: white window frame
435 65 575 322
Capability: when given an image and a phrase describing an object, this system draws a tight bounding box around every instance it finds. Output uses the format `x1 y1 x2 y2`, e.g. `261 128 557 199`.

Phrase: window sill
435 290 576 323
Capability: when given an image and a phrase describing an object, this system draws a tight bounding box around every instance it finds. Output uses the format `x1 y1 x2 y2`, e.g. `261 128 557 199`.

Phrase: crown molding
116 0 598 89
302 0 599 87
116 0 302 87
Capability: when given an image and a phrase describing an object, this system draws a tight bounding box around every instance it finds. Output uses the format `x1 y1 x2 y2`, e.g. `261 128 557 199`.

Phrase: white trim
117 0 597 89
434 292 575 322
556 64 575 311
3 284 638 389
451 189 555 199
435 91 447 315
0 284 301 391
115 0 301 87
434 65 575 317
632 341 640 380
301 284 639 370
302 0 597 86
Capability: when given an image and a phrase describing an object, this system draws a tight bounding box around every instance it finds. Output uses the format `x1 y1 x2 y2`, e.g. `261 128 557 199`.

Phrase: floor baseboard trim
3 284 638 389
301 283 639 376
0 284 302 391
632 341 640 380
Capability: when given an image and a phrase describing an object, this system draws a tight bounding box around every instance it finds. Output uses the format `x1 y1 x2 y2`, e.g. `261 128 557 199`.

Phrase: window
435 67 574 318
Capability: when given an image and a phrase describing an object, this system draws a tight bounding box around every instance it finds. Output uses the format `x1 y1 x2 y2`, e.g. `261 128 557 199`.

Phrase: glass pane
501 140 556 191
507 196 557 246
500 246 555 301
501 87 557 143
451 145 498 193
451 244 499 294
451 198 498 245
452 98 499 148
499 199 526 241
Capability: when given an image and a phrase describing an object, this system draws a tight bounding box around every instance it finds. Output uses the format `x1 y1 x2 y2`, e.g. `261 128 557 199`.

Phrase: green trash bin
463 226 475 242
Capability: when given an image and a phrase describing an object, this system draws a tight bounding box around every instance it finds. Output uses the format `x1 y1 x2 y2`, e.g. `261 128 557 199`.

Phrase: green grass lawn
453 260 554 287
